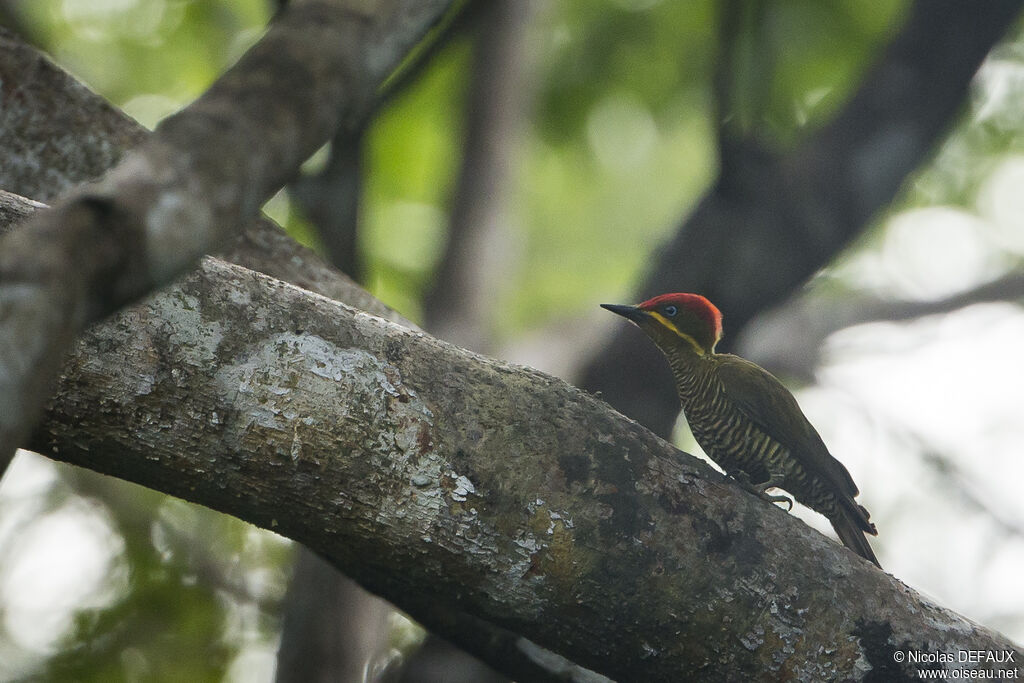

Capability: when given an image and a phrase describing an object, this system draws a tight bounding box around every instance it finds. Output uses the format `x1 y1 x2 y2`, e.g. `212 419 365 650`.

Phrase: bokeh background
1 0 1023 680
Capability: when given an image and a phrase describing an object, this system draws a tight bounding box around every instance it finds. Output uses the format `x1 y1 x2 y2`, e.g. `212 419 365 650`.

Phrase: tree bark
0 29 590 681
406 1 538 678
15 246 1020 681
0 0 456 471
0 23 415 394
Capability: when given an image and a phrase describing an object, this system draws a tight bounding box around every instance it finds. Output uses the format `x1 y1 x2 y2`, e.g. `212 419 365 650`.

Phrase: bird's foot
733 471 793 511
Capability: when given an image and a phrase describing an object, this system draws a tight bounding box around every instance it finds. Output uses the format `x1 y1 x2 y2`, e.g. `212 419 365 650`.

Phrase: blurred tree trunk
392 637 505 683
423 0 534 355
288 126 367 282
277 36 381 683
276 550 391 683
577 0 1023 438
0 1 31 42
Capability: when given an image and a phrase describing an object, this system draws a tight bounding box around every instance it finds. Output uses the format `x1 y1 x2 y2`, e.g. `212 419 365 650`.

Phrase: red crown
637 293 722 339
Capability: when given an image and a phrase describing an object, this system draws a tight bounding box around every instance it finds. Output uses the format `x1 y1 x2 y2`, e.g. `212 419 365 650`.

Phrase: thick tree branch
407 3 538 677
0 0 455 468
0 30 410 337
285 5 517 675
0 31 588 681
579 0 1023 437
0 10 1020 680
0 27 145 202
0 188 613 683
16 248 1020 680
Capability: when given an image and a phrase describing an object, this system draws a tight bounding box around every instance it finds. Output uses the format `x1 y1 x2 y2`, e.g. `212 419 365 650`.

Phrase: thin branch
919 450 1024 542
287 0 489 281
736 272 1024 381
288 126 367 279
376 0 488 111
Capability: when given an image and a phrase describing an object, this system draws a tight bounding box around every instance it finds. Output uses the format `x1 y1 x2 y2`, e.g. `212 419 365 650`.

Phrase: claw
733 471 793 511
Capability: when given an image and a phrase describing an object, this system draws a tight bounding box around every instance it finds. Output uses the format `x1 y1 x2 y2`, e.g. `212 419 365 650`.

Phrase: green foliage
42 571 230 683
535 0 716 142
355 0 909 335
758 0 906 142
5 474 291 682
362 40 470 322
14 0 271 128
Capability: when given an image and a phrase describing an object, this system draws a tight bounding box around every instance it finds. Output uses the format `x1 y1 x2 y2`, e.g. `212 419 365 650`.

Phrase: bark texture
0 0 455 468
0 28 408 326
407 3 538 678
21 252 1022 682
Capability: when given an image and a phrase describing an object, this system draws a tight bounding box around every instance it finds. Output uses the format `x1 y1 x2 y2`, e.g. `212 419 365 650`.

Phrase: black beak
600 303 646 323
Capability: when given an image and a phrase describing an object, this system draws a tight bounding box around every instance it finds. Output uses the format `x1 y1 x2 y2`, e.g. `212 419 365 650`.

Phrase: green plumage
602 295 880 567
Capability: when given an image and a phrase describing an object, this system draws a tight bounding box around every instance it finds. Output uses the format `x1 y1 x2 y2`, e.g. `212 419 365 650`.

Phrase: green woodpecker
602 293 879 567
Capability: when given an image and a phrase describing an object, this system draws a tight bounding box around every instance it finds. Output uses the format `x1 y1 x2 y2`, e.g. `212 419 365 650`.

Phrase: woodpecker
602 293 880 567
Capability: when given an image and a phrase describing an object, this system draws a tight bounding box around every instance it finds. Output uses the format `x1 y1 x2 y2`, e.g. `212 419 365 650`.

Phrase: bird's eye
664 305 678 317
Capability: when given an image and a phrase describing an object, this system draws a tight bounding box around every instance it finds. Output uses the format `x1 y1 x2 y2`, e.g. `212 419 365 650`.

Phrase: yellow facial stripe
647 311 706 355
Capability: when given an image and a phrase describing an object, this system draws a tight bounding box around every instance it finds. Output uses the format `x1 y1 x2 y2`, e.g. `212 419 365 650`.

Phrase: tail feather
830 504 881 568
